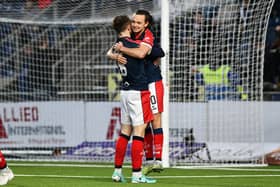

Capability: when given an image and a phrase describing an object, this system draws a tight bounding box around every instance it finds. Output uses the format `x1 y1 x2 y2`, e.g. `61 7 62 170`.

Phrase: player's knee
152 114 162 129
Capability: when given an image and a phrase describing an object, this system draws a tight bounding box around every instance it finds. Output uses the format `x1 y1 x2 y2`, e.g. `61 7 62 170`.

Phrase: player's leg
112 125 131 183
112 91 131 183
143 122 154 175
143 80 164 174
131 124 146 181
151 112 164 172
143 123 154 164
0 150 13 185
131 124 156 183
128 90 156 183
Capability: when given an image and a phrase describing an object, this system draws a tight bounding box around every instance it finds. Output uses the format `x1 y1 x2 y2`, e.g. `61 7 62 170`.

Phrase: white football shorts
148 80 164 114
120 90 153 126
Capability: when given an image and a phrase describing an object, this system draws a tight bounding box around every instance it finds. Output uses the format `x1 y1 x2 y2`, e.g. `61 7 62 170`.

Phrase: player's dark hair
112 15 131 34
135 9 154 27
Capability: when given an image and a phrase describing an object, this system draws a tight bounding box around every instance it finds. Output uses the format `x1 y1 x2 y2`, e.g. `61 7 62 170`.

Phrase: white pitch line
14 174 280 179
9 163 280 172
9 163 114 168
204 168 280 172
155 175 280 178
15 174 109 179
175 167 280 172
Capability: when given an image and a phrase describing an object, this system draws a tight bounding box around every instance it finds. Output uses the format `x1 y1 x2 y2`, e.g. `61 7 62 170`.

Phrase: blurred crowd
0 0 155 20
264 2 280 91
0 0 280 102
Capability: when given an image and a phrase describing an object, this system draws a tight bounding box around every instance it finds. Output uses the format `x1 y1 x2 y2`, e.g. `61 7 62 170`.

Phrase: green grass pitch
4 161 280 187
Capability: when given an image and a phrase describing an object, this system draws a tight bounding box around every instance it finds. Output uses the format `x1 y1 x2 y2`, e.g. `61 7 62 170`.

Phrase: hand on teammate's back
114 42 124 52
117 54 127 65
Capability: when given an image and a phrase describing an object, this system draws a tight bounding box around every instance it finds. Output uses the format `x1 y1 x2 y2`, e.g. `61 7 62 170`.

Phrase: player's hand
276 25 280 32
153 58 161 66
117 54 127 64
114 42 123 52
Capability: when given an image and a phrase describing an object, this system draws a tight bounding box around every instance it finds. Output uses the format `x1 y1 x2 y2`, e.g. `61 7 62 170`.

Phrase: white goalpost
0 0 275 166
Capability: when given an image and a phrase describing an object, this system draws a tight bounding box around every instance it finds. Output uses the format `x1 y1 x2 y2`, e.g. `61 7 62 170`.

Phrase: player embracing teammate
115 10 165 175
109 10 165 183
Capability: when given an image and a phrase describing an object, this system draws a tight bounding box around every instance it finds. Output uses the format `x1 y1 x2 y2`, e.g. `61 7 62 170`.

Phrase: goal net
168 0 274 166
0 0 274 166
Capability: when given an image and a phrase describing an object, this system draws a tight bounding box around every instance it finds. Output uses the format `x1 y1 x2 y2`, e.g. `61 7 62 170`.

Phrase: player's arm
106 46 117 59
106 46 127 64
115 42 151 59
149 46 165 59
146 46 165 66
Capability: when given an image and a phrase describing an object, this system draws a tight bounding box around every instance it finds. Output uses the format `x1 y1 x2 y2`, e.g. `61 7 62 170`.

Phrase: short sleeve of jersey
141 29 154 48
